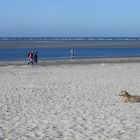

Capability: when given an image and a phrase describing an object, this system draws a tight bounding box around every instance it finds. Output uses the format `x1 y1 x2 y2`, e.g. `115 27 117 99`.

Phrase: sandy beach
0 61 140 140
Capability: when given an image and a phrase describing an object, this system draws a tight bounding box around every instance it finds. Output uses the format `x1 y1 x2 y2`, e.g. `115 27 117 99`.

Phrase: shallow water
1 47 140 61
1 39 140 60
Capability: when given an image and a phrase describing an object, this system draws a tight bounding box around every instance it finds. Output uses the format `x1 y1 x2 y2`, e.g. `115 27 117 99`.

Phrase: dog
119 90 140 103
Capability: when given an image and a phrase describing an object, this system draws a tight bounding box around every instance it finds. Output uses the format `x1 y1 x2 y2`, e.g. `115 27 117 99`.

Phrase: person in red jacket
28 51 33 65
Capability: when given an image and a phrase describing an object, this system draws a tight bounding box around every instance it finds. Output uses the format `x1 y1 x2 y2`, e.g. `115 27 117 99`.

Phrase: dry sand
0 62 140 140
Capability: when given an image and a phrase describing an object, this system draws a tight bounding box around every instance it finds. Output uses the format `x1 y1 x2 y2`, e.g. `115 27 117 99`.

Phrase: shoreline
0 57 140 66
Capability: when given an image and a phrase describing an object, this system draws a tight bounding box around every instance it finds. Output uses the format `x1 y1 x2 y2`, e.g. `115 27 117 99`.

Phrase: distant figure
70 48 74 59
28 51 33 65
33 51 38 65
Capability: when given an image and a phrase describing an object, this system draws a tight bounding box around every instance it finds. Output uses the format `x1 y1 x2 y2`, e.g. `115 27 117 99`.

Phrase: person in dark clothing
34 51 38 65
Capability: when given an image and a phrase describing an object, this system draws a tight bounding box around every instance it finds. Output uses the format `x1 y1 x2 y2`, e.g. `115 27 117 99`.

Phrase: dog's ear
121 90 126 92
124 90 129 95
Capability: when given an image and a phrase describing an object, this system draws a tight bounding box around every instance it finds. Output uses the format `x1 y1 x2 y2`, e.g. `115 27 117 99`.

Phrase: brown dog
119 90 140 103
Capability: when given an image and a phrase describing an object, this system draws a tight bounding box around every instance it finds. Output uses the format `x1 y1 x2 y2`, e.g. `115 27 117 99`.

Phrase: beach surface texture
0 62 140 140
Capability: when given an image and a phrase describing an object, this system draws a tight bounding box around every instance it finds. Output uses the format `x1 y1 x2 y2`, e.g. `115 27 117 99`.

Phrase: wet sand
0 57 140 67
1 40 140 48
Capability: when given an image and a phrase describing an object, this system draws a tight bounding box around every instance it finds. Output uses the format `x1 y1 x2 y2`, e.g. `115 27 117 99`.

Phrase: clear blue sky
0 0 140 37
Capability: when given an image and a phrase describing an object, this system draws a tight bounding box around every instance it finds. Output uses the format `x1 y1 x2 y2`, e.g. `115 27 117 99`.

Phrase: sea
1 37 140 61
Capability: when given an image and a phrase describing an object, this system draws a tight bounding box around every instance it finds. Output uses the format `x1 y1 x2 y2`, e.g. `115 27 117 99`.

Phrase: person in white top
70 48 74 59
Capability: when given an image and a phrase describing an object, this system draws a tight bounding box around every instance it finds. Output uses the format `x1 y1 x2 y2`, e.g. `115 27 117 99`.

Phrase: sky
0 0 140 37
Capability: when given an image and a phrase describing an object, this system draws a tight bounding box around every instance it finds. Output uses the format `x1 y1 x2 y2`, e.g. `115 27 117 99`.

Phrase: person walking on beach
33 51 38 65
70 48 74 59
28 51 33 65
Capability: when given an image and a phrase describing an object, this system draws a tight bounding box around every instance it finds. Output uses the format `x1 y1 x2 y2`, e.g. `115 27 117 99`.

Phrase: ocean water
1 37 140 61
0 47 140 61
